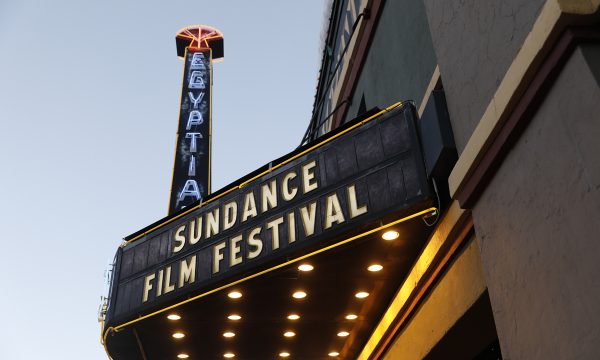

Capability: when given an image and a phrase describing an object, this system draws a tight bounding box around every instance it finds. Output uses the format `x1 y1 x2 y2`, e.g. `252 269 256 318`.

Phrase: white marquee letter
242 192 258 222
230 235 243 267
186 111 204 130
190 52 206 69
205 208 220 238
142 273 155 303
261 180 278 212
188 155 196 176
282 172 298 201
163 266 175 294
213 242 226 273
347 185 368 218
288 212 296 243
178 180 201 203
186 133 203 152
247 227 263 259
266 217 284 250
178 255 196 288
324 193 345 229
173 225 186 253
300 202 317 236
223 201 238 230
302 160 318 194
188 91 205 109
189 71 205 89
188 216 202 245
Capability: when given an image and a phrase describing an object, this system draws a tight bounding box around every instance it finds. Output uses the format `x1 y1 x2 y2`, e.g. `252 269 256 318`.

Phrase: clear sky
0 1 326 358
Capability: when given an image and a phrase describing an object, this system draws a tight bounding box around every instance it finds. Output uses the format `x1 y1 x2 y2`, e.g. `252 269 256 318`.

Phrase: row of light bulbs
167 229 400 358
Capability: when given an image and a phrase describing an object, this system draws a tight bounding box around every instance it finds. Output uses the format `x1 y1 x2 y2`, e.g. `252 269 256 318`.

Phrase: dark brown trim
331 0 386 130
368 209 474 360
456 27 600 209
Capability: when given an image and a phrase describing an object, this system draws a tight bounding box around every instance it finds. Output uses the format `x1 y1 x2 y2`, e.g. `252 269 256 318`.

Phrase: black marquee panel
105 104 434 345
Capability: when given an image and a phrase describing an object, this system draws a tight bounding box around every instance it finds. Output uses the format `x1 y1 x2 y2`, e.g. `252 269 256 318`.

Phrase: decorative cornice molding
449 0 600 208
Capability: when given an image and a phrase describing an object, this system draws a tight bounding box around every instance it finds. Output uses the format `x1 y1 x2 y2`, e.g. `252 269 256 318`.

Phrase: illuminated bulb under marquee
345 314 358 320
177 354 190 359
292 291 307 299
382 230 400 240
167 314 182 320
298 264 314 272
354 291 369 299
223 353 235 358
228 314 241 320
337 331 350 337
228 291 242 299
328 352 340 357
172 332 185 339
279 352 290 357
287 314 300 320
355 291 369 299
223 331 235 338
283 331 295 337
368 264 383 272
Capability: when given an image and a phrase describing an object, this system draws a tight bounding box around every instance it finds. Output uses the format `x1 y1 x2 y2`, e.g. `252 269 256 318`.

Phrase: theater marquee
105 103 434 329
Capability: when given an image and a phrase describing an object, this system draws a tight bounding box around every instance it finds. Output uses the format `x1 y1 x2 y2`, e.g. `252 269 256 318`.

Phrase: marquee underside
105 211 434 359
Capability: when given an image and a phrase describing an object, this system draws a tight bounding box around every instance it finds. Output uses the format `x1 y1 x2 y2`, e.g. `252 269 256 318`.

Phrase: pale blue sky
0 1 326 358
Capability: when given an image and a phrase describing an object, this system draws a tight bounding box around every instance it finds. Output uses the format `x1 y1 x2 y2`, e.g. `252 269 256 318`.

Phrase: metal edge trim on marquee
102 206 438 358
124 101 407 246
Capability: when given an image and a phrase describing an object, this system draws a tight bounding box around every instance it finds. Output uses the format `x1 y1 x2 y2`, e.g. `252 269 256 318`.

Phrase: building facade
309 0 600 359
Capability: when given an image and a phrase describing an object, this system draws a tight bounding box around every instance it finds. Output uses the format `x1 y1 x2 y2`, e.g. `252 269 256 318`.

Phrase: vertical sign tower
169 25 224 214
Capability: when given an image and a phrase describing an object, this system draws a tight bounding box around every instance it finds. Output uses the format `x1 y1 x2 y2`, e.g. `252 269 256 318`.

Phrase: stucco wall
382 237 488 360
422 0 545 152
473 44 600 359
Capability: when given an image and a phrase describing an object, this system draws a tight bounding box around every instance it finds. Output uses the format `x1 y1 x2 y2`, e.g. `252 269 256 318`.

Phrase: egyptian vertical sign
169 49 212 213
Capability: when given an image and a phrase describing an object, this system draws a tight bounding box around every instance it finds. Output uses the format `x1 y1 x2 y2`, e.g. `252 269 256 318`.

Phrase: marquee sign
169 48 212 213
105 104 432 327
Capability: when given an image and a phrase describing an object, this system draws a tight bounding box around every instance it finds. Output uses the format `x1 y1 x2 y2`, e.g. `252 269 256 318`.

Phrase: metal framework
175 25 224 58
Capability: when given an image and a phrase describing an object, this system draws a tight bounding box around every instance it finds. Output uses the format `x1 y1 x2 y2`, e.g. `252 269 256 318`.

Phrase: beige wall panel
473 44 600 359
383 237 486 360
